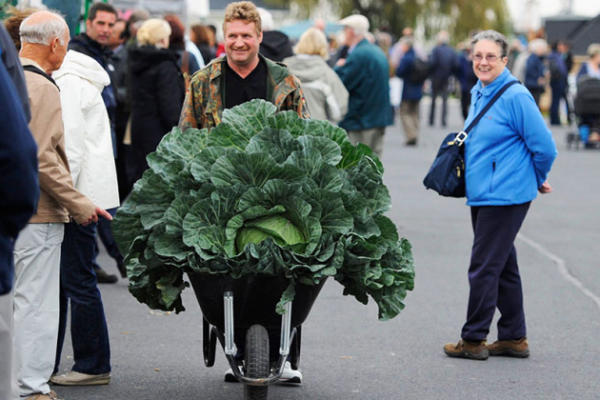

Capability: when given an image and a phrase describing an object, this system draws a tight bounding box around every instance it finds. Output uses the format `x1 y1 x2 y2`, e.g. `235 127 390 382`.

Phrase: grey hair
528 38 548 55
20 10 68 46
399 35 413 48
471 30 508 58
436 30 450 44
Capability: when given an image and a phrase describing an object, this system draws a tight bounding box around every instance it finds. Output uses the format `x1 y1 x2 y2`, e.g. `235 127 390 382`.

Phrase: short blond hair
293 28 328 59
137 18 171 47
587 43 600 58
223 1 261 35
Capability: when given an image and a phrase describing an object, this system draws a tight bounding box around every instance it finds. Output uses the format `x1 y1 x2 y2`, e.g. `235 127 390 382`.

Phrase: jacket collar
20 57 45 72
471 67 516 98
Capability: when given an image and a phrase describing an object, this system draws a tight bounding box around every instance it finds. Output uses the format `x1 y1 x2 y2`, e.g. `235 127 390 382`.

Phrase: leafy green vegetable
113 100 415 320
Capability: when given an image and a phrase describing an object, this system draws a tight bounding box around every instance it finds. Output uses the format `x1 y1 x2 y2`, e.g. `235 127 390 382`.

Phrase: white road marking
518 233 600 313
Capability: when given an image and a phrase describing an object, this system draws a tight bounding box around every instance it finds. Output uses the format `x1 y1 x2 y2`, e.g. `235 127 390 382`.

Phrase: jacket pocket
490 156 497 193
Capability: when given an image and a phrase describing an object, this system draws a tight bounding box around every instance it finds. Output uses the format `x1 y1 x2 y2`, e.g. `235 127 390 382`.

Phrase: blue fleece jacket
464 68 558 206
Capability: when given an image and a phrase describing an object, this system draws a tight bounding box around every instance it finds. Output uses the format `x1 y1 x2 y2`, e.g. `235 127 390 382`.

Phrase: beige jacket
21 58 96 224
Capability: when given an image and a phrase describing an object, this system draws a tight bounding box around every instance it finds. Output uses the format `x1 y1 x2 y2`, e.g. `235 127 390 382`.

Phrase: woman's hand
538 181 553 194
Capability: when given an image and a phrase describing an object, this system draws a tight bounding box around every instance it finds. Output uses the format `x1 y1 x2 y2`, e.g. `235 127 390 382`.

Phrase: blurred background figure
507 38 524 73
547 40 568 125
164 14 200 87
190 23 216 64
456 39 478 120
577 43 600 79
129 18 185 183
558 40 573 125
428 30 458 127
106 18 132 203
127 8 150 44
575 43 600 146
389 27 427 68
524 38 548 107
334 14 392 157
3 7 38 52
511 40 531 83
283 27 348 123
257 7 293 61
395 36 423 146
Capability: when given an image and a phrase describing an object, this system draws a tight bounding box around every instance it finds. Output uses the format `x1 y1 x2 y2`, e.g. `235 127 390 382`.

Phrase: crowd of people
1 0 598 398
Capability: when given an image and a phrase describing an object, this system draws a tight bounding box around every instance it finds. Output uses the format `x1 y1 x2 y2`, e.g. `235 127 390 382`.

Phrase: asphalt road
54 99 600 400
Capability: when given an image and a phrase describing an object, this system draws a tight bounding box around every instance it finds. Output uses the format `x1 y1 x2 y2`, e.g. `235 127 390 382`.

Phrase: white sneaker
224 367 239 382
279 361 302 384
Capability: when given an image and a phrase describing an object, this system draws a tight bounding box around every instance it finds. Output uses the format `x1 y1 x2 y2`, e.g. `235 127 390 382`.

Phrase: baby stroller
567 76 600 149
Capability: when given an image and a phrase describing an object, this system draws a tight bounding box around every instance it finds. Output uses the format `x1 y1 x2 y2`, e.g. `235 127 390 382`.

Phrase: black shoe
96 268 118 284
405 139 418 146
117 262 127 278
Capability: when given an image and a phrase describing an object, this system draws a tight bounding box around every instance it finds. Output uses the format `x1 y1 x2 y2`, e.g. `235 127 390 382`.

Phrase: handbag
423 81 518 197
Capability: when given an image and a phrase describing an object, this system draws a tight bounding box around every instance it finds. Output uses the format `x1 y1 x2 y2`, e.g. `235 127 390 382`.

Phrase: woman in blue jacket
443 30 558 361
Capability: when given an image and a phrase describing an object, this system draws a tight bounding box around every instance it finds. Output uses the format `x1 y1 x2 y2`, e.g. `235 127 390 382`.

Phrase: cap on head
339 14 369 35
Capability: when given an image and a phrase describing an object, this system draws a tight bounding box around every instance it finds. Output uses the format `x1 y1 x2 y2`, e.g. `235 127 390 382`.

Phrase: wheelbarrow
187 273 326 400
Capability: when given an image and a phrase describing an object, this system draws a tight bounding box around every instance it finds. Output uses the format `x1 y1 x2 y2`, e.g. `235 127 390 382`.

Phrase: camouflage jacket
178 54 309 130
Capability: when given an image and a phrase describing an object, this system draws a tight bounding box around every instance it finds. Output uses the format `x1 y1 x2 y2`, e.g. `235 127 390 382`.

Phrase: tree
267 0 510 43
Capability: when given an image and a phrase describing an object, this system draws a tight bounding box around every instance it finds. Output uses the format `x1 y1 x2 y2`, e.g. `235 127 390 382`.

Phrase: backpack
410 58 430 84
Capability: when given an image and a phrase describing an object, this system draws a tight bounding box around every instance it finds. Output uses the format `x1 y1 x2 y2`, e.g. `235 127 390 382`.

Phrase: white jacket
53 50 119 209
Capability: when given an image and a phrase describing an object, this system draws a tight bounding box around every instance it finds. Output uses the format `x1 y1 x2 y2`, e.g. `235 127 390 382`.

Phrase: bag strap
455 80 519 145
22 65 59 90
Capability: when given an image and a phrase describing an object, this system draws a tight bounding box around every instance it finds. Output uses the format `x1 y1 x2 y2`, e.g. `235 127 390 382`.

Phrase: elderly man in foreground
15 10 112 400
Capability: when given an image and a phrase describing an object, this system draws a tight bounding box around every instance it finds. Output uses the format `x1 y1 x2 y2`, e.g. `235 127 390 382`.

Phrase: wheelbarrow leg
203 317 218 367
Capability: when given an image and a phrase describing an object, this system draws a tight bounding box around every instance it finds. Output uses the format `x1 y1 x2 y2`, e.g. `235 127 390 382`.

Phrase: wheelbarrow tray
187 273 326 332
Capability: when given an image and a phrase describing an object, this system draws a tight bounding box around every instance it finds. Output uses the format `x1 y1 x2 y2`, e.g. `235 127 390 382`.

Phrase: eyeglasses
473 54 504 62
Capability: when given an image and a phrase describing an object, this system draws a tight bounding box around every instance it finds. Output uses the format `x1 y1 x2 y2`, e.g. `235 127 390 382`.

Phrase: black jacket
129 46 185 181
259 31 293 62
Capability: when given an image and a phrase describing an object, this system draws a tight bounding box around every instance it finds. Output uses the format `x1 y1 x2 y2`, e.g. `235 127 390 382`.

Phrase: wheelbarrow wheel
244 324 269 400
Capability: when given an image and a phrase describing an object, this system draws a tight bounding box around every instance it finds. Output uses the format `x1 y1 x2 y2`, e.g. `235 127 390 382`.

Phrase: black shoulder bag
423 81 518 197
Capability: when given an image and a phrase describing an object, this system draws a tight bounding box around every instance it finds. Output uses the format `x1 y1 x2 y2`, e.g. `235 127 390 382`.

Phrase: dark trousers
528 88 544 109
461 203 530 341
55 222 111 374
92 207 123 271
550 80 566 125
429 77 449 126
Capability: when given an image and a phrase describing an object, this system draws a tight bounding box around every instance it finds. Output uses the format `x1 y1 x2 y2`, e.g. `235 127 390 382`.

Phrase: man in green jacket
178 1 308 131
177 1 307 385
334 14 393 156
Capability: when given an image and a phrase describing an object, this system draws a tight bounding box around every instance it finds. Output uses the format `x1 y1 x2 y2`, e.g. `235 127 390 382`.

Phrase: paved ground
55 99 600 400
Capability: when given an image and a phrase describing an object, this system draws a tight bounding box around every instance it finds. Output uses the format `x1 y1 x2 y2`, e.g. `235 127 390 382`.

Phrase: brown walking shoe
24 390 60 400
487 337 530 358
443 339 489 360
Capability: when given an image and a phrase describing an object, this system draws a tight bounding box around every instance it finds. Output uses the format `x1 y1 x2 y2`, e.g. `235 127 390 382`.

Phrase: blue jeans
93 207 123 271
461 203 530 341
55 222 111 374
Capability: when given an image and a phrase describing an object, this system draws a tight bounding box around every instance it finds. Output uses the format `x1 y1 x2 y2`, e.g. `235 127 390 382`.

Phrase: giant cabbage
113 100 415 321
